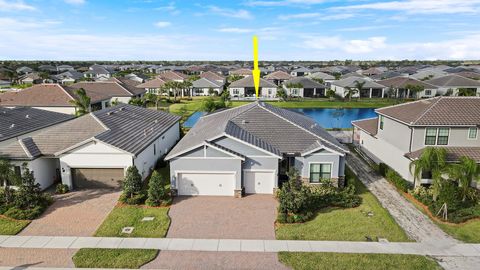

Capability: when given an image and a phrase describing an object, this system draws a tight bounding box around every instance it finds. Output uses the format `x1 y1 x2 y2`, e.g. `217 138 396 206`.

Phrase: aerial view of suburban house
165 101 348 197
229 68 252 77
199 71 226 84
0 80 146 114
84 64 112 80
307 71 335 86
352 97 480 186
192 77 224 96
377 76 439 98
136 77 168 94
331 77 386 98
284 77 326 98
228 76 278 99
290 67 311 77
0 104 180 190
52 70 84 85
426 74 480 96
264 70 292 86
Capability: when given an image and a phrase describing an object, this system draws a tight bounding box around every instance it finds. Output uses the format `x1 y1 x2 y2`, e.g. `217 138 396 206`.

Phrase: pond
182 108 377 129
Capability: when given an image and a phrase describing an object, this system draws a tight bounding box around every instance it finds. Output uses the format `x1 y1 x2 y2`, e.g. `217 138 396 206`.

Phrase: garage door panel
178 173 235 196
72 168 124 189
244 171 274 194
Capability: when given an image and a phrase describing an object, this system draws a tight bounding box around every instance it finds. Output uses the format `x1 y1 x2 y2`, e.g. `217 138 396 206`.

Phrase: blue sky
1 0 480 60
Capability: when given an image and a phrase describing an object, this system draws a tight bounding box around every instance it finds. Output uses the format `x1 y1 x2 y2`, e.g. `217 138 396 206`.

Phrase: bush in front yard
146 170 171 207
385 168 413 193
4 205 45 220
55 183 69 194
13 164 52 211
120 166 145 205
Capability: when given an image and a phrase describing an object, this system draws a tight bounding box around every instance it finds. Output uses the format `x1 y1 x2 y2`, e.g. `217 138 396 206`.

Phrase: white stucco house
228 76 278 99
0 104 180 190
165 101 348 197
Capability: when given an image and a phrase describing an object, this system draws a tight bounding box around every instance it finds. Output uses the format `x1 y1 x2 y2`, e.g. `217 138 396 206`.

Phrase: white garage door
244 171 275 194
177 172 235 196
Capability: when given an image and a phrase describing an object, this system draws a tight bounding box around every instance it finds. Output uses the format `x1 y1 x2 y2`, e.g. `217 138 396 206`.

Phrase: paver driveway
19 189 120 236
167 195 278 239
145 194 289 270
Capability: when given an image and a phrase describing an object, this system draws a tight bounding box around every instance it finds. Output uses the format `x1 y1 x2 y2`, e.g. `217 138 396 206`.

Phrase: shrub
378 163 389 177
119 193 146 205
4 205 45 220
55 183 69 194
146 171 170 207
122 166 143 204
15 164 51 210
385 168 412 192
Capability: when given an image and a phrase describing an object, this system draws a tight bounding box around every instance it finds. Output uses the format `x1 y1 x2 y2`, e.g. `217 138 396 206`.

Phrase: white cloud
246 0 327 7
218 27 253 33
278 12 354 20
208 5 253 19
154 21 171 28
155 2 180 15
333 0 480 14
64 0 85 5
0 17 61 30
0 0 35 11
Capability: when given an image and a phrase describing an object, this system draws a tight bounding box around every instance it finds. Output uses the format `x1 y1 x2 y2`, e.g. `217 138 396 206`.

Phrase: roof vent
310 123 317 129
25 114 29 119
154 119 159 124
241 120 247 124
107 111 113 115
9 124 15 129
119 107 125 111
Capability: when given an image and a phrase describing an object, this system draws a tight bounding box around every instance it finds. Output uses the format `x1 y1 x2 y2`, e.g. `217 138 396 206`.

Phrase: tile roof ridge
113 81 134 96
376 96 439 113
55 84 76 101
17 137 33 158
411 96 443 125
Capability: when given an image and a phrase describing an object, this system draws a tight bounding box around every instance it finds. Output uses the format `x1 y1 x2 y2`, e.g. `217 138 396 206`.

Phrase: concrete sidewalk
1 235 479 257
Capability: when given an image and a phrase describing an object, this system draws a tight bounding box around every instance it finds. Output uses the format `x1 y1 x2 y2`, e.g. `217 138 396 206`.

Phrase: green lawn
167 97 402 117
0 216 30 235
95 206 170 238
72 248 158 269
276 168 411 242
279 252 441 270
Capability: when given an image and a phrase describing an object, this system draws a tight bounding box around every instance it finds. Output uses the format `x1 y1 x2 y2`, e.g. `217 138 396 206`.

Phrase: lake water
183 108 377 129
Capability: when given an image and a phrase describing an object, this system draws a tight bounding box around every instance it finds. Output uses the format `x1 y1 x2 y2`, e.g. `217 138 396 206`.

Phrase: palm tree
69 88 91 116
182 80 193 98
409 147 448 201
448 156 480 201
344 87 358 102
353 80 366 100
457 88 476 96
163 81 183 102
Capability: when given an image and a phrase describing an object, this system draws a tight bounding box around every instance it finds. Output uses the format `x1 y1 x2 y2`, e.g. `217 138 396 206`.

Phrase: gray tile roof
377 76 438 89
307 72 335 80
228 76 277 88
93 104 181 155
166 102 347 160
0 104 180 159
0 107 74 142
192 78 223 88
332 77 385 89
426 74 480 87
285 77 326 88
376 97 480 126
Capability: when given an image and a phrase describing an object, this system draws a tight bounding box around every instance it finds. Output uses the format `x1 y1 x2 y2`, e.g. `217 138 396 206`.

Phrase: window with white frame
232 89 240 95
437 128 449 145
425 127 449 145
468 127 478 139
425 128 437 145
309 163 332 183
424 89 432 96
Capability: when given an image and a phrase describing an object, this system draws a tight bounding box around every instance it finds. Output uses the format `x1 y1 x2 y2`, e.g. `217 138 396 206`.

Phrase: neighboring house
229 68 252 77
307 72 335 86
331 77 385 98
56 65 75 72
228 76 277 99
165 101 348 197
0 104 180 190
284 77 326 98
0 81 146 114
370 71 403 81
200 71 226 84
411 69 447 81
53 70 83 85
158 70 188 82
38 65 57 73
0 107 74 147
290 67 311 77
192 78 224 96
362 67 387 76
377 76 438 98
426 75 480 96
18 73 43 85
124 73 147 83
16 66 33 75
136 78 168 94
84 65 111 80
352 97 480 186
264 71 292 86
453 71 480 80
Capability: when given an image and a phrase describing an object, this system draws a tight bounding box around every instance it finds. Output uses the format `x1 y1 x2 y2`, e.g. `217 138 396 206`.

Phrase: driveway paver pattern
167 195 278 239
19 189 120 236
0 248 76 268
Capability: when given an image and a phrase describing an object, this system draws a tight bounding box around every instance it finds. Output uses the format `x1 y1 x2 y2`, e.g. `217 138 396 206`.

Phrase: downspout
409 125 415 187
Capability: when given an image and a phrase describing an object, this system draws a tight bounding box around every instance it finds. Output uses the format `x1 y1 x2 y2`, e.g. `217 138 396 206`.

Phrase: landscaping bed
276 168 410 242
278 252 441 270
72 248 158 269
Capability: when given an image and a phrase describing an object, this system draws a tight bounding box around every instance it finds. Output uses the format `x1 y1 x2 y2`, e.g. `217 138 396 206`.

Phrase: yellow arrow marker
251 35 260 99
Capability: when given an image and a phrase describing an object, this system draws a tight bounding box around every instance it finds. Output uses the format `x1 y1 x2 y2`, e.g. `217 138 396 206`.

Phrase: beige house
352 97 480 186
